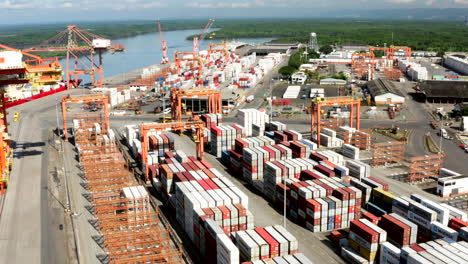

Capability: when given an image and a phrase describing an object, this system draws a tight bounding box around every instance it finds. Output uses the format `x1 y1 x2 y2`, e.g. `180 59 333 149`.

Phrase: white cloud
386 0 416 3
454 0 468 4
61 2 73 8
0 0 36 9
425 0 434 4
187 0 268 8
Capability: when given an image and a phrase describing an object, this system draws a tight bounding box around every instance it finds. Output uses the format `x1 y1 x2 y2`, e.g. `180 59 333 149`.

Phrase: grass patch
425 134 442 154
374 128 410 142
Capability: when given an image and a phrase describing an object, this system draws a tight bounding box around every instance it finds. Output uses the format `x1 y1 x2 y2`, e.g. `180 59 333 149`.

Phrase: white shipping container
380 242 401 264
217 233 240 264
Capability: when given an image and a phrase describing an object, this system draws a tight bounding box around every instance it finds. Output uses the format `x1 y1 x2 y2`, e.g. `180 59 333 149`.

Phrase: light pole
283 179 287 229
55 98 61 138
269 78 274 122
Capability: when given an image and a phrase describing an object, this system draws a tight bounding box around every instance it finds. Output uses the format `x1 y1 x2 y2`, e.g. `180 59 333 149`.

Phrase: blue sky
1 0 467 24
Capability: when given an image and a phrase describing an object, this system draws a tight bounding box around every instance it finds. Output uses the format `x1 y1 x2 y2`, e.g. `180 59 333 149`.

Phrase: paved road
0 90 82 264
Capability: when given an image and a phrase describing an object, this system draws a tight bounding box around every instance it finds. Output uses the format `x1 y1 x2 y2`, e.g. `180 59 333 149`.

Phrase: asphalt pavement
0 90 83 264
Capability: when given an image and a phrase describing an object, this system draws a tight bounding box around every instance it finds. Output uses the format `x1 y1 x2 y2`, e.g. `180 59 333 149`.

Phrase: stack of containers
378 214 414 248
228 136 275 173
362 177 389 191
240 253 312 264
278 177 363 232
343 144 360 160
242 142 291 188
348 219 387 263
401 239 468 264
217 233 240 264
368 188 395 216
379 242 401 264
233 225 298 262
441 203 468 221
391 196 411 217
201 113 222 129
410 194 450 225
263 158 318 201
267 121 287 132
345 160 371 180
238 109 268 137
210 124 245 157
407 200 437 241
148 134 175 156
194 203 254 236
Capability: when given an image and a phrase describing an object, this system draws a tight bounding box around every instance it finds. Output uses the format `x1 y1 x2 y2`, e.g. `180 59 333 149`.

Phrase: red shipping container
239 223 247 231
348 206 355 214
335 214 342 223
410 244 425 252
200 160 213 169
368 177 389 191
218 205 231 219
343 187 356 200
379 214 410 246
234 204 247 217
310 152 328 162
349 220 379 243
231 224 239 232
255 228 280 258
314 164 335 177
449 218 468 232
197 179 211 190
300 170 322 181
361 212 378 224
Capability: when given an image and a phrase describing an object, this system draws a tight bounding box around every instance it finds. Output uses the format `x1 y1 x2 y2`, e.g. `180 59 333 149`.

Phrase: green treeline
1 19 468 53
206 19 468 52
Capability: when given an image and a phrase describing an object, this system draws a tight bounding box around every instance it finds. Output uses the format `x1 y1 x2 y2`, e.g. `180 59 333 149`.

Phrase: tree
278 66 296 77
436 50 446 57
319 45 333 55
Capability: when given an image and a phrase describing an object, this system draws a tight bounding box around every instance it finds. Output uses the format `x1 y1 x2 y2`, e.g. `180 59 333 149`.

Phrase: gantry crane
351 52 375 80
61 94 109 141
24 25 124 88
207 42 230 60
311 96 361 146
388 46 412 61
174 51 203 76
140 121 205 182
170 88 222 122
157 20 169 64
193 19 214 56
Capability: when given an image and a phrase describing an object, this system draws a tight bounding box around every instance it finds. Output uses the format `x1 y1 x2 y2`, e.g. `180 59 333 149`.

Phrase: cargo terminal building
420 80 468 104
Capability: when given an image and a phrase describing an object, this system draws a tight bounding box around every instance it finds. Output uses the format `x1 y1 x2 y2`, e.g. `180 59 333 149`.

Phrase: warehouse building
320 78 347 86
366 78 405 105
443 55 468 75
420 80 468 104
291 72 307 84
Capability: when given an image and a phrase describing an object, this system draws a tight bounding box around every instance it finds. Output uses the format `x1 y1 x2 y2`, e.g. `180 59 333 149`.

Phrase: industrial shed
421 80 468 104
320 78 347 86
367 78 405 105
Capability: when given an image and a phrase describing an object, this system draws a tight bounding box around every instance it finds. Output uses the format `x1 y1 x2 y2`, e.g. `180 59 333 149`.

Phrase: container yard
0 17 468 264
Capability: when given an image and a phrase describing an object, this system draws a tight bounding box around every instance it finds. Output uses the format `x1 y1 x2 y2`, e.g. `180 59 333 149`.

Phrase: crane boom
0 43 44 64
157 20 169 64
199 19 214 44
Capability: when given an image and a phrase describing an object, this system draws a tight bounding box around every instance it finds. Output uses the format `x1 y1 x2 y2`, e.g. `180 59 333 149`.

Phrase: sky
0 0 468 24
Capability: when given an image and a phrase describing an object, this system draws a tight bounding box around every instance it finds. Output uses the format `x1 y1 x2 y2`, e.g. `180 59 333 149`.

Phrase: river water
59 29 273 83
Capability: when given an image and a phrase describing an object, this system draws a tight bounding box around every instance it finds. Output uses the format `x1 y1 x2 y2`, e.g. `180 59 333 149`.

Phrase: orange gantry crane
157 19 169 64
170 88 221 122
174 51 203 76
61 94 109 141
351 52 375 80
207 42 230 60
140 121 205 182
311 96 361 146
388 45 412 61
24 25 124 88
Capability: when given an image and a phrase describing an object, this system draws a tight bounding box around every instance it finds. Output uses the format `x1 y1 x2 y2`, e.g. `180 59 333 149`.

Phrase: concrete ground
0 89 85 264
